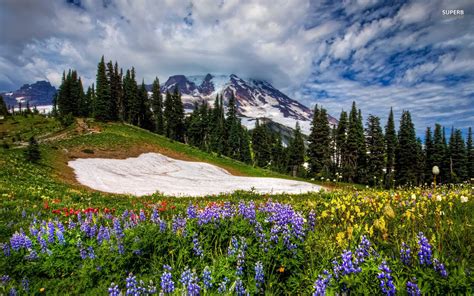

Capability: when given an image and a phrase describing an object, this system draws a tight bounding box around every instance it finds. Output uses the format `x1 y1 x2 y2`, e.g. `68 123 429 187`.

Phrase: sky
0 0 473 137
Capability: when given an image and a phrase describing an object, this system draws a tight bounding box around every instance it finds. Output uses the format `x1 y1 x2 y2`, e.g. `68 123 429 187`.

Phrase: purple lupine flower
172 215 187 235
308 209 316 231
25 250 38 260
187 274 201 296
77 242 87 260
378 261 396 296
400 242 411 265
217 277 229 293
8 287 17 296
108 282 120 296
38 236 47 253
1 243 10 257
56 230 65 245
21 277 29 292
125 273 138 295
160 219 167 232
187 203 198 219
180 268 193 286
68 220 76 230
433 259 448 277
312 270 331 296
221 202 235 219
236 249 245 276
333 250 361 278
113 219 124 239
10 231 32 251
151 208 160 224
238 201 256 224
355 235 371 263
417 232 432 265
117 242 125 255
139 210 146 222
88 246 95 259
255 261 264 289
57 222 65 233
202 266 212 289
48 222 55 243
160 266 175 294
192 233 203 257
1 274 10 284
197 206 222 226
22 209 26 218
228 236 239 256
234 279 249 296
406 279 421 296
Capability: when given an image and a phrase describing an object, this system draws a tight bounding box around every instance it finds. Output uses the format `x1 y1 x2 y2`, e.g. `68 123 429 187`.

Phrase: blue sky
0 0 473 137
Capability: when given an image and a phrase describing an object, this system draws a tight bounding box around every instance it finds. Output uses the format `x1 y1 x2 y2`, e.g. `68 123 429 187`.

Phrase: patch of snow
68 153 322 197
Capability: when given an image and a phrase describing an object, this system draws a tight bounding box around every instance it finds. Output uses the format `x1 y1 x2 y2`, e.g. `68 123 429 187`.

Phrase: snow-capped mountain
1 81 56 108
161 73 337 134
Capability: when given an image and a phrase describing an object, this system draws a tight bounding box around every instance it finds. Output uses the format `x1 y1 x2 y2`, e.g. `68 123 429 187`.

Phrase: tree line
305 102 473 187
40 55 474 186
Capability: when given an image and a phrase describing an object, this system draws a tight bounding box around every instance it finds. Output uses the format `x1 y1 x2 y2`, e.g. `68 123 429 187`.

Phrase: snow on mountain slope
161 73 337 134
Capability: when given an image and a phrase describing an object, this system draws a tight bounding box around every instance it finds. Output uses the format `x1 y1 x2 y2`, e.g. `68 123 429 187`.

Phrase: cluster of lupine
0 194 467 294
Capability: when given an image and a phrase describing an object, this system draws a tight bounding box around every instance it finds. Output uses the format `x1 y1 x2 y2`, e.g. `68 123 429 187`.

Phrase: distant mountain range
158 73 337 134
1 75 337 135
1 81 56 108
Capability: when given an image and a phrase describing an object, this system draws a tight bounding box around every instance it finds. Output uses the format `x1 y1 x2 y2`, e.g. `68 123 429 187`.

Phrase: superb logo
442 9 464 16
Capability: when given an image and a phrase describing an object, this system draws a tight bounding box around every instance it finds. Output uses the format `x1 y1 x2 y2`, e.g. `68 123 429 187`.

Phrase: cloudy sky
0 0 473 136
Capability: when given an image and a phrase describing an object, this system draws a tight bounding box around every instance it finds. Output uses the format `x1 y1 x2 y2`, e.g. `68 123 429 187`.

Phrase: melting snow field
68 153 322 196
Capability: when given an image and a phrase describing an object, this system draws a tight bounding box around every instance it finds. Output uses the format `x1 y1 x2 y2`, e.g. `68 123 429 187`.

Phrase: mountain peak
1 80 56 107
160 73 337 134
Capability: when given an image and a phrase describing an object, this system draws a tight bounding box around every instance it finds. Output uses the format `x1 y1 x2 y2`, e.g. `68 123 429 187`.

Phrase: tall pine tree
252 120 272 167
0 95 8 116
335 110 348 174
287 122 305 177
449 129 467 182
150 77 164 134
384 107 397 188
395 110 418 185
467 127 473 178
366 115 385 186
94 56 111 121
424 127 434 183
308 105 331 177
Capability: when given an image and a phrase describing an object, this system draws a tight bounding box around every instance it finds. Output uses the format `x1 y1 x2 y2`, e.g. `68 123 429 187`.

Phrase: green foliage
150 77 164 134
365 114 385 186
467 127 474 178
395 110 418 186
24 136 41 163
0 95 8 116
384 108 397 188
94 56 112 121
449 128 468 182
345 102 366 183
287 122 305 177
57 69 85 117
308 105 331 177
252 120 272 168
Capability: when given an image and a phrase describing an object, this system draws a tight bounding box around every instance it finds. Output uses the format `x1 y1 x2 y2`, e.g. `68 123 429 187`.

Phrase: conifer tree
127 68 141 125
25 136 41 163
252 120 272 167
209 95 225 154
466 127 473 178
225 93 241 159
0 95 9 116
270 133 285 173
335 110 348 174
187 102 203 148
432 124 446 182
384 107 397 188
163 91 173 139
239 126 252 164
395 110 418 185
424 127 434 183
345 102 365 182
441 127 450 183
106 60 119 121
150 77 164 134
287 122 305 177
139 81 153 130
94 56 111 121
366 115 385 186
308 105 331 177
449 129 467 182
172 86 186 142
415 137 425 185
